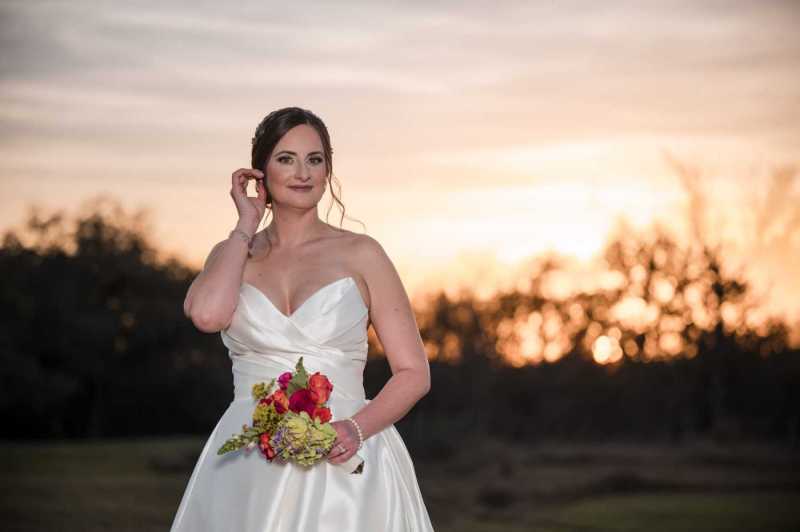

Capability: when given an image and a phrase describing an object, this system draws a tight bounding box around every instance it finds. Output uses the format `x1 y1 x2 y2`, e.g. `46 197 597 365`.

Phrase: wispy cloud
0 0 798 315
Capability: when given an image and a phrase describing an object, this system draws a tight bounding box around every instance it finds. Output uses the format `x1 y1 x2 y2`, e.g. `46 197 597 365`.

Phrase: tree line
1 194 797 457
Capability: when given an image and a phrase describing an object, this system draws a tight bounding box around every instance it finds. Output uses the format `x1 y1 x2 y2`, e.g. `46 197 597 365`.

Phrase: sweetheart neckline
240 276 366 320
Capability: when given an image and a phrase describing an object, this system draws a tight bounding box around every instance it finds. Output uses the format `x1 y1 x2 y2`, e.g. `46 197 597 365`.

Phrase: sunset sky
1 1 798 322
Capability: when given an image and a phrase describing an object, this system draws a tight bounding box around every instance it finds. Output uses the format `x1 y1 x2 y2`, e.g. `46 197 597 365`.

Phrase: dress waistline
229 351 367 405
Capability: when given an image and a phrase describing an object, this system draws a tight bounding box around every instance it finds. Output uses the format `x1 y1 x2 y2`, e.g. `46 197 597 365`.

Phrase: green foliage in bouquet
253 400 282 432
217 424 261 455
271 410 338 466
251 378 276 401
285 358 309 397
216 379 280 456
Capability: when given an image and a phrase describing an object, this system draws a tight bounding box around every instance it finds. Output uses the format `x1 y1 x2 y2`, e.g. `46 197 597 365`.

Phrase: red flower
259 432 276 460
308 372 333 405
312 406 332 423
289 388 316 417
277 371 292 391
271 389 289 414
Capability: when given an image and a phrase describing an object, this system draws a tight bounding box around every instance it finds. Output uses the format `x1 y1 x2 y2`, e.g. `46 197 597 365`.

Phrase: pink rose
278 372 292 390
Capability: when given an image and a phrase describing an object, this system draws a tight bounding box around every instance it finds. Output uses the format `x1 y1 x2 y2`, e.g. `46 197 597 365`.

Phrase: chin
283 198 324 209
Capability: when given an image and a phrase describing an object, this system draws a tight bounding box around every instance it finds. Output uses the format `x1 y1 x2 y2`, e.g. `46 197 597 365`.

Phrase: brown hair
251 107 361 232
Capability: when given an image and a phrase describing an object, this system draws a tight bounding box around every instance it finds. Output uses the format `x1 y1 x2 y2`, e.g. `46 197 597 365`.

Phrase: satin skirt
169 355 435 531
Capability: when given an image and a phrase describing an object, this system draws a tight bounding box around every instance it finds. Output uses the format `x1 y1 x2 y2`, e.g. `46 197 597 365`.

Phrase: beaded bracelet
345 417 364 450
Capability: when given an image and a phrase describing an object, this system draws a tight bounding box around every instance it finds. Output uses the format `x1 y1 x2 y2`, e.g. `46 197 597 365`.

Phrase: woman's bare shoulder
317 226 391 280
349 233 397 277
322 225 373 251
350 232 381 252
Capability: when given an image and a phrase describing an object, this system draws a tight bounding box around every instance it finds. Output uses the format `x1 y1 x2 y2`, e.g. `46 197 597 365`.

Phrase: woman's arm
183 222 254 333
349 235 431 440
183 168 265 332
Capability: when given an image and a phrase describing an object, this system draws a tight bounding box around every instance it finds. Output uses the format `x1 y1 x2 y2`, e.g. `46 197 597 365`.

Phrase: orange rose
312 406 332 423
271 389 289 414
308 372 333 405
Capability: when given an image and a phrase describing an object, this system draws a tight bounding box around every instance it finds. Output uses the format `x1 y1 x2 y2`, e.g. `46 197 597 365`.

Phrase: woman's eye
277 156 293 164
309 156 323 165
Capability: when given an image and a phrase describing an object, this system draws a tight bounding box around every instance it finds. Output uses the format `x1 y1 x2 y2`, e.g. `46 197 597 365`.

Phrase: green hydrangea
270 411 338 467
284 411 310 448
308 423 335 448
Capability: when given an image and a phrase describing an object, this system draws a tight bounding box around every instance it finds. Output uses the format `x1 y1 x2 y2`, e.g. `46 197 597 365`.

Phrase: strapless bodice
220 276 370 407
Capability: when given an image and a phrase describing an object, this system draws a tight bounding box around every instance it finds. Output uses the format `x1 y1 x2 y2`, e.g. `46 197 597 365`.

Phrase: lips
289 185 312 190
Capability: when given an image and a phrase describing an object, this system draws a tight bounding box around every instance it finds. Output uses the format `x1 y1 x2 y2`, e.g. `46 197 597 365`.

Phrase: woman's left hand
326 419 360 465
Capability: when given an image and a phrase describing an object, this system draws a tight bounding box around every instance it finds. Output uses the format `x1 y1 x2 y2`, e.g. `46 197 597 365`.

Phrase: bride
170 107 435 531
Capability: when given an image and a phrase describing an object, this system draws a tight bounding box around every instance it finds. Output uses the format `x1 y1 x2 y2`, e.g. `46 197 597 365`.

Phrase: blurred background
1 1 798 530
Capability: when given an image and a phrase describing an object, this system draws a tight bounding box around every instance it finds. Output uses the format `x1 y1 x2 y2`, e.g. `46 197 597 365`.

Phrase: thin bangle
229 228 254 253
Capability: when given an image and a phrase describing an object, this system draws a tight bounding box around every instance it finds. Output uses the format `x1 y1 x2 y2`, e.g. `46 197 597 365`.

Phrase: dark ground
2 435 798 531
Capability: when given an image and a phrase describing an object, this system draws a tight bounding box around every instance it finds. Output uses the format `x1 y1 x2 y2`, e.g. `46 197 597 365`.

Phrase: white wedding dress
170 276 435 531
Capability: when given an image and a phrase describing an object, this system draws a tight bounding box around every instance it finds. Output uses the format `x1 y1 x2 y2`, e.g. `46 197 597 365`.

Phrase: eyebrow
274 150 324 157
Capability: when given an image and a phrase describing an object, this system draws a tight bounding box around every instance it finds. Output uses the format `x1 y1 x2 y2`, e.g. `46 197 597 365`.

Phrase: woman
170 107 435 531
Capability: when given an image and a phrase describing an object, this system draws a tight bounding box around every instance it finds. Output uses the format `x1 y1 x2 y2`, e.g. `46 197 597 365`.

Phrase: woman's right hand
230 168 267 233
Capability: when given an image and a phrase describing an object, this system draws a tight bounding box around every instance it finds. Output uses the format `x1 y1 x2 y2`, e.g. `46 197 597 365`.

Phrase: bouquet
217 357 364 474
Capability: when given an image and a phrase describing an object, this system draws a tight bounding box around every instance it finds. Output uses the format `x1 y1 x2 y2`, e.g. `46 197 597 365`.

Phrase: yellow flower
251 379 276 400
252 402 281 432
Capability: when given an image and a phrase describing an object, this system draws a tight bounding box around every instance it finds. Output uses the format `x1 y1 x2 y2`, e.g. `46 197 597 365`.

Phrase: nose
296 160 312 182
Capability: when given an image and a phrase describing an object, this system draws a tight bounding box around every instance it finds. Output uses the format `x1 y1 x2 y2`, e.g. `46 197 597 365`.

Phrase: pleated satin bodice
220 276 370 405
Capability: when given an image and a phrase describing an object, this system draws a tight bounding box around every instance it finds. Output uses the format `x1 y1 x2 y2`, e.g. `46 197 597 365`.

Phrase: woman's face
264 124 328 209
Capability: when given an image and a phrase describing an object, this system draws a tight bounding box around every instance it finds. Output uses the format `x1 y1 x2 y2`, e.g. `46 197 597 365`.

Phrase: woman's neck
263 211 327 249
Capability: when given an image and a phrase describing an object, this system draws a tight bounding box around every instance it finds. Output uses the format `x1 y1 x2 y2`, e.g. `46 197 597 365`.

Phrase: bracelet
229 228 254 250
345 417 364 450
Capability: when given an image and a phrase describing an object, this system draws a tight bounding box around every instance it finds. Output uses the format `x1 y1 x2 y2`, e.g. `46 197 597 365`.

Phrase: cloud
1 1 798 188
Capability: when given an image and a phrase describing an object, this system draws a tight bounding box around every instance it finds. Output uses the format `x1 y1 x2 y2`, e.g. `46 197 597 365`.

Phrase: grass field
1 436 798 531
